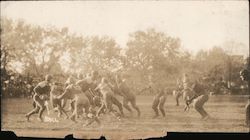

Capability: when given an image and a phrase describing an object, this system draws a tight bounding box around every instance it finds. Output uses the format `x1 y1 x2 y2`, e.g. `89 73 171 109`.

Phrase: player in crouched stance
25 75 53 122
50 82 69 119
115 74 141 117
95 77 124 118
186 77 211 120
152 88 167 118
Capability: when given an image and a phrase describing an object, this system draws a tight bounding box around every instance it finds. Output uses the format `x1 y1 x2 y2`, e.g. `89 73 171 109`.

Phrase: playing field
1 94 249 139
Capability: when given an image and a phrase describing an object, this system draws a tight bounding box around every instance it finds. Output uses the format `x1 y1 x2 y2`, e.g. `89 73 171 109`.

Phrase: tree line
1 17 248 97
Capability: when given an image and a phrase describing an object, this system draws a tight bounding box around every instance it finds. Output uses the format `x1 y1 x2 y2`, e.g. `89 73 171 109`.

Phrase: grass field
1 94 250 139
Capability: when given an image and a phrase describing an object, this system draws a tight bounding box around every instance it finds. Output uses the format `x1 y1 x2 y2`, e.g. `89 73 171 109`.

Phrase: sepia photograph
1 1 249 139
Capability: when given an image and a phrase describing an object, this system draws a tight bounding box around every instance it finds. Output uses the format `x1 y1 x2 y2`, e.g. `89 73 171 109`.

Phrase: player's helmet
45 74 53 81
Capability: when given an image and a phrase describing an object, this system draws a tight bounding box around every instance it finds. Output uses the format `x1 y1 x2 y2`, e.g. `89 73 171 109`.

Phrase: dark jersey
76 79 97 93
192 82 206 96
33 81 51 95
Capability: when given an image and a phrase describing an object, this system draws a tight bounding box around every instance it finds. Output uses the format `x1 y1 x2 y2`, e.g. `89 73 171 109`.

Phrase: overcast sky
1 1 249 55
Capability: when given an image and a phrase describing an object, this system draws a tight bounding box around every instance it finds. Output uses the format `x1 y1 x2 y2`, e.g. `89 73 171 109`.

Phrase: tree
1 17 68 76
125 28 184 89
66 35 121 75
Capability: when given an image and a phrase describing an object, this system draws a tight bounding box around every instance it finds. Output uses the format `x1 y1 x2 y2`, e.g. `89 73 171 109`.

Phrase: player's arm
186 94 198 105
57 88 68 100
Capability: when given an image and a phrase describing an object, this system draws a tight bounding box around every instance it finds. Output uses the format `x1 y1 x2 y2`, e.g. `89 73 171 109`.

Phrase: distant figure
213 77 228 94
139 75 156 95
152 88 167 118
173 78 183 106
240 65 250 127
182 73 195 111
182 73 190 100
25 74 53 122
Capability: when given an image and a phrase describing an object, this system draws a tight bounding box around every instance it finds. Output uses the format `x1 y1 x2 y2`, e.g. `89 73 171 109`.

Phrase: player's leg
96 97 106 116
199 95 209 119
59 105 69 119
69 99 75 112
130 96 141 117
175 90 181 106
123 97 132 113
84 116 101 126
245 101 250 126
76 104 84 118
56 98 69 118
28 95 46 122
85 91 94 105
61 98 66 109
32 100 36 108
159 96 166 117
50 95 56 110
53 98 62 117
152 97 160 118
97 102 106 116
193 95 209 119
44 100 50 115
25 103 40 121
83 100 90 115
36 97 46 122
183 90 191 111
69 98 78 122
103 94 112 112
93 96 102 107
94 116 101 125
110 95 124 116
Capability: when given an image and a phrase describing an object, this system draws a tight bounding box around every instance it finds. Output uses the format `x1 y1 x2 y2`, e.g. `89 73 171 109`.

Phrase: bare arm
57 89 68 100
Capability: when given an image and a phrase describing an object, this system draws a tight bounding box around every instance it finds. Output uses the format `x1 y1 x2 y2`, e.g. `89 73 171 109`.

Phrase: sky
1 1 249 56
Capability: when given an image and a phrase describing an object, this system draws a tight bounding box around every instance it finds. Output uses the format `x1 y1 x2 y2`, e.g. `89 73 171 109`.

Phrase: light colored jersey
183 76 190 90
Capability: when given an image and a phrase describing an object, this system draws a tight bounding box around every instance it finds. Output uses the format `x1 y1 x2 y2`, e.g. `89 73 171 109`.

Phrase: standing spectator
240 58 250 127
